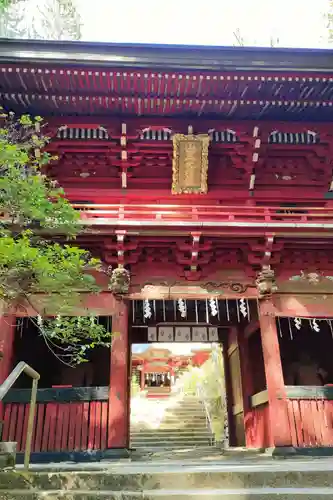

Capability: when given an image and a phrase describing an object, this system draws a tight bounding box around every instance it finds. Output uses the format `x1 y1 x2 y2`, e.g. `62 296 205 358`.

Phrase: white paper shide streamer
239 298 247 318
177 298 187 318
143 299 152 319
209 298 218 317
311 318 320 332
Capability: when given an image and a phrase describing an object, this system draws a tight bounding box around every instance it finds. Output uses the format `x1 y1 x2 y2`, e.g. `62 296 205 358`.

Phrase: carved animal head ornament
255 265 278 299
108 266 130 295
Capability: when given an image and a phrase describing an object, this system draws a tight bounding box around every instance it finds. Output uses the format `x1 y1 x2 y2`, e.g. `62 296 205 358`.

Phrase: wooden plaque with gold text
172 134 210 194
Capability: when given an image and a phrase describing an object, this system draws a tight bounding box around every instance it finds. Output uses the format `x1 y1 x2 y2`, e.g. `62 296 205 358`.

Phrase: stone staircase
130 395 214 450
1 457 333 498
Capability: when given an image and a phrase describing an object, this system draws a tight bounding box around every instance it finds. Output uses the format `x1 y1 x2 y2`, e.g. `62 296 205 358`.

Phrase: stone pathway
14 451 333 472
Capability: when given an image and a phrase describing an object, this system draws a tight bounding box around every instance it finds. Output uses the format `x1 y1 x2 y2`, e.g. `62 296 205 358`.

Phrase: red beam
64 187 329 204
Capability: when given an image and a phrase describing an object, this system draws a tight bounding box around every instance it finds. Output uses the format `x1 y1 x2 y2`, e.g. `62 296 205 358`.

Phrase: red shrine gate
3 296 333 458
1 40 333 459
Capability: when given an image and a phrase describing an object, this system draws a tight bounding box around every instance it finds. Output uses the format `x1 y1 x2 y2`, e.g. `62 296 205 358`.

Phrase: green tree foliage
0 111 111 364
131 372 141 397
0 0 81 40
40 316 112 365
0 0 11 11
329 0 333 41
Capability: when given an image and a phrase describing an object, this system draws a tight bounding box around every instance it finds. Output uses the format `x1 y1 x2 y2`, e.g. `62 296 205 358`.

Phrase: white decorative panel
192 327 208 342
149 324 216 343
158 326 174 342
148 327 157 342
175 326 191 342
208 327 219 341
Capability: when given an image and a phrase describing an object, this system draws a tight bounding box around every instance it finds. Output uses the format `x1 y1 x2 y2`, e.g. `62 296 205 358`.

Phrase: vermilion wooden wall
1 387 109 453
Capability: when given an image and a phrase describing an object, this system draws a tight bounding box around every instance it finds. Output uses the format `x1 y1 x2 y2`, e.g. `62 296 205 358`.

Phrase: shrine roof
1 39 333 72
1 39 333 120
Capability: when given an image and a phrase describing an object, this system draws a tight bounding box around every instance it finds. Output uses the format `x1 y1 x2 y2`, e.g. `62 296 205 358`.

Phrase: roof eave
0 38 333 73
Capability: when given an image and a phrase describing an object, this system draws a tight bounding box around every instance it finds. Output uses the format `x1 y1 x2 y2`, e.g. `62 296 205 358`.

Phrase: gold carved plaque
172 134 210 194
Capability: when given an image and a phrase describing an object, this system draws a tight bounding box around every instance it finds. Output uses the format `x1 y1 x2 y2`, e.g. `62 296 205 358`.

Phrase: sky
78 0 331 48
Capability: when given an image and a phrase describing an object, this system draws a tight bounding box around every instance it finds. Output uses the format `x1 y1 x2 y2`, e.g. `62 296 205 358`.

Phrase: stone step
173 399 205 403
155 415 207 422
131 425 209 433
132 402 204 408
131 424 209 431
171 403 205 408
131 413 207 421
130 430 212 438
131 441 214 448
175 410 206 414
168 403 205 409
155 422 207 430
160 402 204 408
131 426 209 434
131 416 207 422
130 429 211 439
136 425 208 432
131 426 210 433
131 442 214 449
161 411 206 417
138 402 205 408
170 409 205 413
4 487 333 498
163 401 204 406
171 408 205 413
131 440 213 448
131 432 210 438
170 396 202 399
131 417 208 424
3 460 333 492
130 432 212 438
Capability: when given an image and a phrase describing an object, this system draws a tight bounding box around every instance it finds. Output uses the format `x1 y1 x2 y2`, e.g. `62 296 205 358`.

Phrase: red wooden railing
250 386 333 449
1 401 109 452
3 204 333 229
73 204 333 227
286 386 333 448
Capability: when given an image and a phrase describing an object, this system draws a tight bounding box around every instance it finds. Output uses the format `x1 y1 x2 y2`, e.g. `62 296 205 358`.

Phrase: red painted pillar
258 300 292 447
237 327 255 447
140 368 145 391
0 315 15 384
108 300 129 448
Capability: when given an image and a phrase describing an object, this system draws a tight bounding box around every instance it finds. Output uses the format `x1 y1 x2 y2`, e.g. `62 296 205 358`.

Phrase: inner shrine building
1 39 333 458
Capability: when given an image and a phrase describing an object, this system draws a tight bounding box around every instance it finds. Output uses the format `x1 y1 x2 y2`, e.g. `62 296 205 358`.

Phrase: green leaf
0 111 109 364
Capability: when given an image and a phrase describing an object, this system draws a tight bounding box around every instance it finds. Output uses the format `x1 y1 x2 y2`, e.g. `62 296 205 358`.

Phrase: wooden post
0 315 15 435
140 368 145 391
225 327 246 446
108 300 129 448
256 267 292 448
0 315 16 384
237 326 255 447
